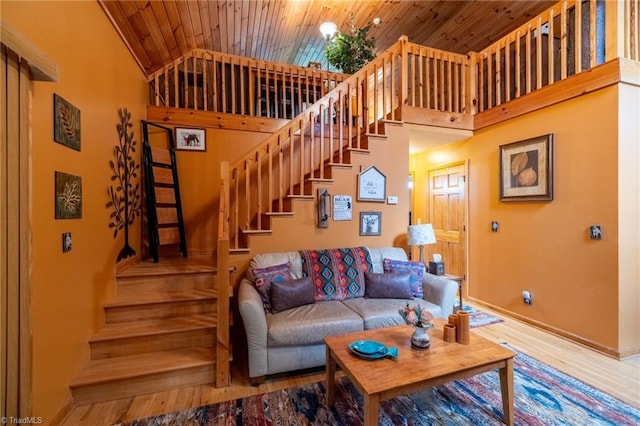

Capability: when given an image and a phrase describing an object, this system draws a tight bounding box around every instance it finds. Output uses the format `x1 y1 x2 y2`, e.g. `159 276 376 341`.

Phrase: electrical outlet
522 290 532 305
62 232 72 253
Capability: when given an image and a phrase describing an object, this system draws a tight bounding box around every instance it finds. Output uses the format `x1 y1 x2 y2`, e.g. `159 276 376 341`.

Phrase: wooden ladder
142 121 187 262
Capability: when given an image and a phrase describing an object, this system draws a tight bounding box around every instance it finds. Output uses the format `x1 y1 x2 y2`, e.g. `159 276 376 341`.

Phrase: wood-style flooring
58 303 640 425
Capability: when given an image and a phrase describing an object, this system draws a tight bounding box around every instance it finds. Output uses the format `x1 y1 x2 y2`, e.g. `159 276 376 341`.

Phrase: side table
444 273 464 311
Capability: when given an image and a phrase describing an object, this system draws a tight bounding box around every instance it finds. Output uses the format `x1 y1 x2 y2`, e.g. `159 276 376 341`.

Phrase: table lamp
407 223 436 263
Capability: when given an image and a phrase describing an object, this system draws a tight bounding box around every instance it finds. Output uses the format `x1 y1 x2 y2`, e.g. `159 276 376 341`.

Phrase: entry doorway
424 162 467 281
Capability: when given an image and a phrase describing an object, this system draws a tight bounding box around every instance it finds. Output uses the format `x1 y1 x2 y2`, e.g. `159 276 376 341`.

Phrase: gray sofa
238 246 458 383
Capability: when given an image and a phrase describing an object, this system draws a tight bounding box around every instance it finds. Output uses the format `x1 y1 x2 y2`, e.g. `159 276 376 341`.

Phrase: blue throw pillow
383 258 425 297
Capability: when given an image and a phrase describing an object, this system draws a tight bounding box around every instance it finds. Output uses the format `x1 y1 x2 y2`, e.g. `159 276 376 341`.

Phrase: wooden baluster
575 0 582 73
487 50 493 109
288 127 294 195
239 58 245 115
338 91 344 164
347 83 353 149
309 112 316 179
548 8 555 85
202 54 208 111
591 0 598 67
256 152 262 230
278 136 283 212
193 55 198 110
163 68 168 107
267 144 273 212
447 54 453 111
439 53 445 111
233 168 239 248
280 65 286 119
454 58 460 113
183 56 189 109
373 62 379 133
382 55 387 120
299 119 305 190
561 3 568 79
328 98 334 163
266 63 272 118
212 54 218 112
154 73 160 106
526 25 532 94
221 56 227 113
230 57 236 114
536 17 543 90
505 36 511 102
495 46 501 106
515 30 521 98
479 54 484 112
426 50 432 109
289 66 295 119
319 104 325 178
297 68 302 116
244 159 250 230
390 51 397 119
173 59 179 108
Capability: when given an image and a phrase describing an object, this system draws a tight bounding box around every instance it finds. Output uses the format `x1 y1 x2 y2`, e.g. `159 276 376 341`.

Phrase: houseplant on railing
325 15 377 74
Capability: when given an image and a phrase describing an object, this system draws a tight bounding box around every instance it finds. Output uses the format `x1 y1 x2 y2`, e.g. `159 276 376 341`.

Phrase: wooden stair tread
70 347 215 388
117 256 216 278
90 314 216 342
105 288 217 307
242 229 272 235
264 212 293 216
327 162 353 169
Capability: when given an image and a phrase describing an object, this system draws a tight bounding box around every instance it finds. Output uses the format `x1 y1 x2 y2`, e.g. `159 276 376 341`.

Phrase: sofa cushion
342 297 442 330
270 276 315 313
267 301 364 346
253 262 291 312
364 271 413 299
248 251 303 280
299 247 372 301
383 258 425 297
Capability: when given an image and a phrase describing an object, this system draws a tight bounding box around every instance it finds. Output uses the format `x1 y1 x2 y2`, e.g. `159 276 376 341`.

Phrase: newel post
398 35 409 117
216 161 230 387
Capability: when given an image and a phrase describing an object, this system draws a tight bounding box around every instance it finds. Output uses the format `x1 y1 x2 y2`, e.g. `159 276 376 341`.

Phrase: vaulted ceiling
100 0 556 76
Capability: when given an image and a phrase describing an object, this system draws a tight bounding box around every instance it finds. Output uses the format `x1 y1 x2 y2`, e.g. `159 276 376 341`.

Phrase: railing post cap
399 35 409 42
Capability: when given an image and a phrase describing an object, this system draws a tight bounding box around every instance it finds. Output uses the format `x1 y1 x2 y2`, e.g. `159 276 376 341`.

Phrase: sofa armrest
238 279 269 378
421 273 458 318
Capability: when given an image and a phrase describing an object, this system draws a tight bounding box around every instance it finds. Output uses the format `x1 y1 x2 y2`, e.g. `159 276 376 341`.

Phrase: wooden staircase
70 256 221 406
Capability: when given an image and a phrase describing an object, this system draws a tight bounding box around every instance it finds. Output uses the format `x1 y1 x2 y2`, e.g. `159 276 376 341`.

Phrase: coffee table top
324 318 516 396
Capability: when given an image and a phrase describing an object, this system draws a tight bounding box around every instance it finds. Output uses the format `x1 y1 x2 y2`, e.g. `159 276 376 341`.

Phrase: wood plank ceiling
100 0 556 76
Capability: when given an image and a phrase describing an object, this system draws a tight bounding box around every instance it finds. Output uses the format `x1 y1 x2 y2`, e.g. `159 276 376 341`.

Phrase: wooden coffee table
324 319 516 425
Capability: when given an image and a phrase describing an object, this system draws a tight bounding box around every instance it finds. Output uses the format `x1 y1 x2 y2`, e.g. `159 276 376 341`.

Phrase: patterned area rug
464 305 504 328
116 346 640 426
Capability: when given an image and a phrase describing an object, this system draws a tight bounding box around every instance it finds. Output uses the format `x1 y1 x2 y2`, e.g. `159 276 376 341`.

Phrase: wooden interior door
426 163 466 279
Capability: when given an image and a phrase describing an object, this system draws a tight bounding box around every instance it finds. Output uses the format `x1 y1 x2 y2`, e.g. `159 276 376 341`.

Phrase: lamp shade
407 224 436 246
319 22 337 40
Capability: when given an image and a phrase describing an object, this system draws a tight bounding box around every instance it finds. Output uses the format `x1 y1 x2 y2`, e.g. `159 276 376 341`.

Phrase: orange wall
410 86 639 355
3 1 147 421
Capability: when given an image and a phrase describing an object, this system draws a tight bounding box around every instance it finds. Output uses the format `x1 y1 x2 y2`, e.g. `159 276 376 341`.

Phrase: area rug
463 305 504 328
116 345 640 426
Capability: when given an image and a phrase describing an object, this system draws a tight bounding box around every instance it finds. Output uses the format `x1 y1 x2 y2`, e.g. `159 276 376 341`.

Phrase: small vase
411 325 431 349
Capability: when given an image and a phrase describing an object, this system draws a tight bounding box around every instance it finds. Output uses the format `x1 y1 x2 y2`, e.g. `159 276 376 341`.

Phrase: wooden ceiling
100 0 556 76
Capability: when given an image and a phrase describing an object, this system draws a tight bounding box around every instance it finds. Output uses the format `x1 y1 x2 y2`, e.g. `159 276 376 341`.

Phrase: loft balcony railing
148 50 347 120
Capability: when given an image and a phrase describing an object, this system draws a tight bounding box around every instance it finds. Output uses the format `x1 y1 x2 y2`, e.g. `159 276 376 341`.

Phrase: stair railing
217 36 474 251
148 49 348 119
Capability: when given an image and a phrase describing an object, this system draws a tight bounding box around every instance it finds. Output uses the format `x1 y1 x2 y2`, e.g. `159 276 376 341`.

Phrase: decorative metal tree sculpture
107 108 141 261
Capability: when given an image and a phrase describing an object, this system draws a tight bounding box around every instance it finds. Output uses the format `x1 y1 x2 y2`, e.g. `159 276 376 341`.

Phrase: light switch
387 196 398 205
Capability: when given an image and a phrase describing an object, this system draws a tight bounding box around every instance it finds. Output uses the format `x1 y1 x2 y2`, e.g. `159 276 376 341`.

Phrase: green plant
325 16 376 74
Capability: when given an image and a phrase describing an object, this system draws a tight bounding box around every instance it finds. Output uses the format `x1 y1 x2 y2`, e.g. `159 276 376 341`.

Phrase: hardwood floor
58 303 640 425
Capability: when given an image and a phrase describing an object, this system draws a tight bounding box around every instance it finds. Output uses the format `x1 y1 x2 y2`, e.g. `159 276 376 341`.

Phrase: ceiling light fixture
319 21 338 41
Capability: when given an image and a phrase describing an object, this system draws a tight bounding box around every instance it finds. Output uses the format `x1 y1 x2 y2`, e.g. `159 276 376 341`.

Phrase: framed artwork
53 94 81 151
55 171 82 219
499 134 553 202
332 195 352 221
357 165 386 202
175 127 206 151
360 211 381 236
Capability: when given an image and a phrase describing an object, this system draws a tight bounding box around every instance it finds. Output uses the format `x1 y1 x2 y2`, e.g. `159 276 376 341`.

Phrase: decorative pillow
253 262 291 312
364 271 413 299
270 276 316 313
383 258 425 297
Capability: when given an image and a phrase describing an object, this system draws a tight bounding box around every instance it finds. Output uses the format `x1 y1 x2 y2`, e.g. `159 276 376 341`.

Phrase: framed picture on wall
175 127 206 151
357 166 386 202
360 211 381 236
499 134 553 202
